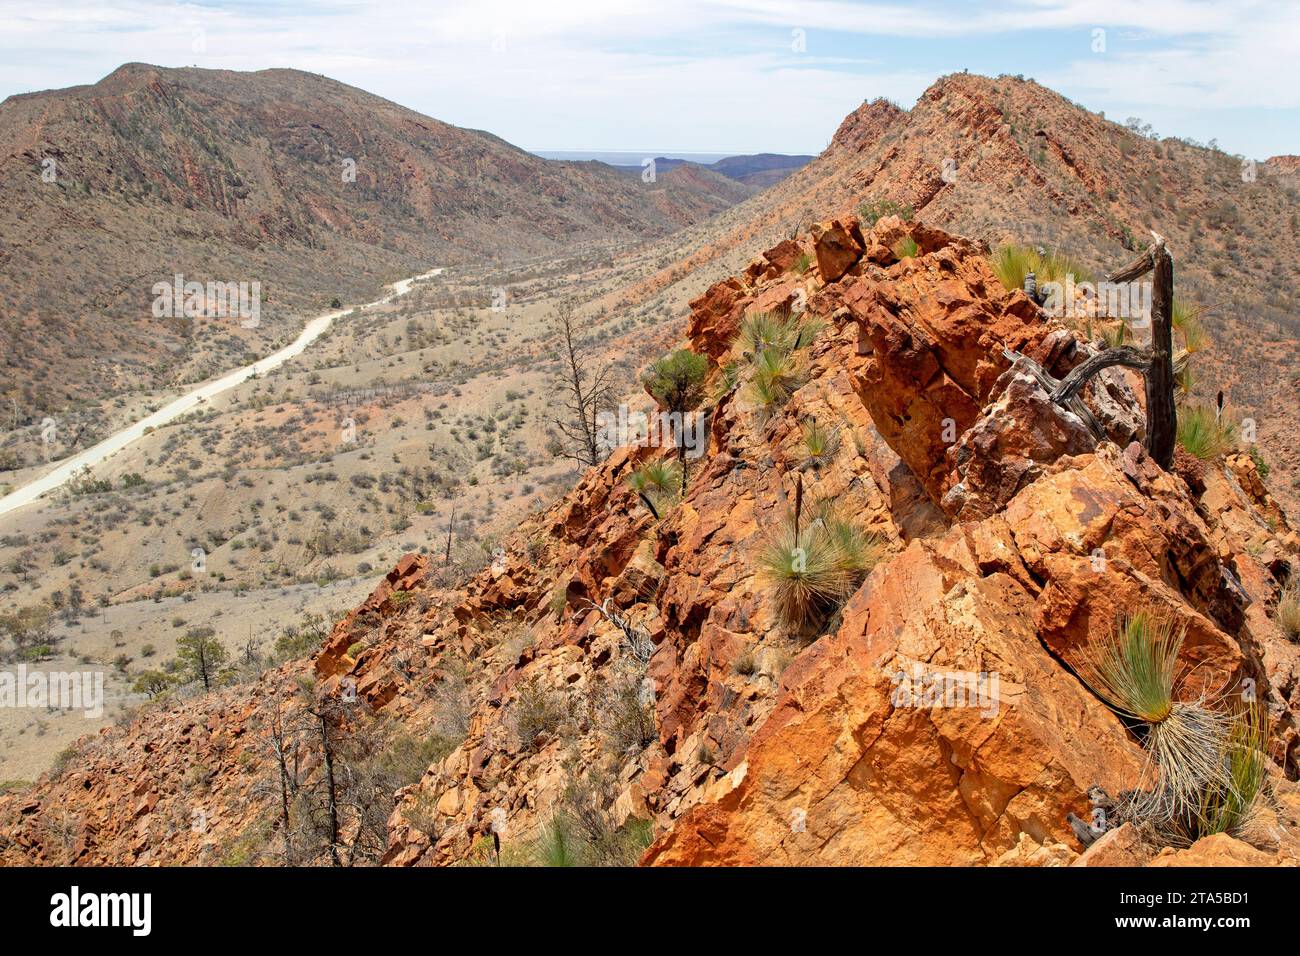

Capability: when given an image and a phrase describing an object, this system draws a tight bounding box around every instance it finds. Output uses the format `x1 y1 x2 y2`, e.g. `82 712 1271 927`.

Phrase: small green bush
891 236 919 260
1177 405 1237 460
858 197 914 227
642 349 708 414
989 243 1093 292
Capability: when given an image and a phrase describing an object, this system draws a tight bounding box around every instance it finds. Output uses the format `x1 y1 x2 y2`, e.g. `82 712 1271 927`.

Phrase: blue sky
0 0 1295 158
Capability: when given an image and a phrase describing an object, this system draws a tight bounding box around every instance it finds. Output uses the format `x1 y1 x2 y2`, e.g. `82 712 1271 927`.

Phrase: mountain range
0 66 1297 870
0 64 756 415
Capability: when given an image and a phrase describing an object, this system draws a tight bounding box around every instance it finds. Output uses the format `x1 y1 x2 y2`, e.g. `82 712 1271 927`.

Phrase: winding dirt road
0 268 443 518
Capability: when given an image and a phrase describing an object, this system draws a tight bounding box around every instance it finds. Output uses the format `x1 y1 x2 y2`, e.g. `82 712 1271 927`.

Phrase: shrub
535 813 578 867
757 505 880 631
1187 704 1269 842
642 349 708 415
800 418 840 470
989 243 1093 292
132 670 173 699
738 311 814 357
512 678 567 752
627 460 682 509
1177 404 1237 460
891 236 919 260
1172 299 1209 354
747 346 805 413
1248 446 1270 480
1277 582 1300 641
858 197 914 227
1069 611 1234 823
371 732 456 790
595 665 656 756
551 770 654 866
813 500 886 575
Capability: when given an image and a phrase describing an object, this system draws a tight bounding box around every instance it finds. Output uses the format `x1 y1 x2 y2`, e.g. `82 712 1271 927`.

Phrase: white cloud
0 0 1294 155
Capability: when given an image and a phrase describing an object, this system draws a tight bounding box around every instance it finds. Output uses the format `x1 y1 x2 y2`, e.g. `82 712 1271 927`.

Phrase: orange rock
809 218 864 282
1148 833 1279 867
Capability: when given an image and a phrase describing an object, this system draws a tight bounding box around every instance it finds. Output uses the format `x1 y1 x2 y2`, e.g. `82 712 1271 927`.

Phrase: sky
0 0 1296 159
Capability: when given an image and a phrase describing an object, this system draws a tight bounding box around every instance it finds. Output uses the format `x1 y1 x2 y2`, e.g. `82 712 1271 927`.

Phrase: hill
3 212 1297 867
0 64 756 418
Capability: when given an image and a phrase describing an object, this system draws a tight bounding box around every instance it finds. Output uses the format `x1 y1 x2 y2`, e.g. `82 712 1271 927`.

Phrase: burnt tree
1036 233 1177 469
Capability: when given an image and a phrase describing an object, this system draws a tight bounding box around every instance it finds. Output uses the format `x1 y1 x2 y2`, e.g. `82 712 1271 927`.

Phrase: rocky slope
4 213 1297 867
0 64 754 416
608 73 1300 515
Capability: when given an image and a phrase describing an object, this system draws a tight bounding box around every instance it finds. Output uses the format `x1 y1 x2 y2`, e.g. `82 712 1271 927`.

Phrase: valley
0 62 1297 875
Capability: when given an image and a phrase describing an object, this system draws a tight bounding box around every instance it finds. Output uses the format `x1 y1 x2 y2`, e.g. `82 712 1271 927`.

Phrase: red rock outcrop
3 215 1295 869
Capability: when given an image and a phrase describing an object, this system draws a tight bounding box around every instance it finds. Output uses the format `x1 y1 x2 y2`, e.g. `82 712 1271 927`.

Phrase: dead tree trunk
317 710 342 867
269 700 294 866
1145 244 1176 469
1038 232 1177 469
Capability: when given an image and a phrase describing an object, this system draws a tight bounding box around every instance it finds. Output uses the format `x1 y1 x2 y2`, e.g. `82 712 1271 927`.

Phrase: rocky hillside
0 64 754 415
612 74 1300 514
4 213 1296 867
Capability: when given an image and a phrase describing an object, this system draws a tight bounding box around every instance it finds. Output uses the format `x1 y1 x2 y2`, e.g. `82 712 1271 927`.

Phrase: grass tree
1175 404 1237 460
642 348 708 495
757 486 883 633
627 459 682 519
1068 610 1247 832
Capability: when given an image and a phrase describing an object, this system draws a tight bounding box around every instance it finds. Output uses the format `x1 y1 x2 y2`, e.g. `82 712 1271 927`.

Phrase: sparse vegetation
1176 404 1237 460
858 197 914 227
512 677 567 752
989 243 1093 291
1186 704 1269 842
175 627 230 691
799 418 840 470
891 236 919 260
1069 611 1242 831
518 767 654 867
757 502 881 631
642 349 708 493
627 459 683 516
1277 582 1300 642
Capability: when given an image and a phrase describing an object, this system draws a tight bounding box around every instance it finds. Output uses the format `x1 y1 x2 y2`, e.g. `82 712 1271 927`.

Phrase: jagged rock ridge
3 211 1297 868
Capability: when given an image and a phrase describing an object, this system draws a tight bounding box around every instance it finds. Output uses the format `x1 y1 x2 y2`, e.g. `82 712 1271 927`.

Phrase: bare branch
1051 345 1151 404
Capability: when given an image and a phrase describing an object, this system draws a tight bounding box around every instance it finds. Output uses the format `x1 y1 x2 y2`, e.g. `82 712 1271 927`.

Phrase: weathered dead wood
1029 232 1176 469
1051 345 1151 404
1107 245 1157 284
1145 241 1177 469
1001 347 1108 440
